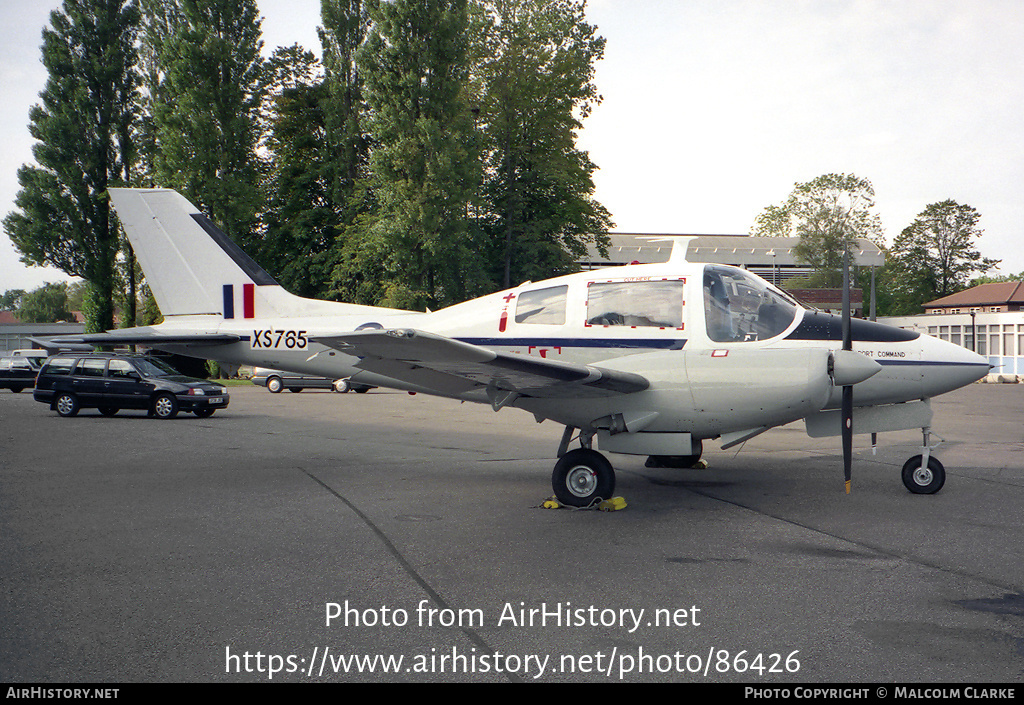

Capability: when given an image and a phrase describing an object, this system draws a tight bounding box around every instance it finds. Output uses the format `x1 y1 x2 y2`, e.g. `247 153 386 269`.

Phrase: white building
880 282 1024 381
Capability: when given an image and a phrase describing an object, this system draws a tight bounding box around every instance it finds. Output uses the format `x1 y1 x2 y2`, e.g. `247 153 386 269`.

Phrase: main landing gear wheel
552 448 615 508
901 455 945 494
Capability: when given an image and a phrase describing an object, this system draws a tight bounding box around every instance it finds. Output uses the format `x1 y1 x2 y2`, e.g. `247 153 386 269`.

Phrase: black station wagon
0 355 43 393
33 353 229 419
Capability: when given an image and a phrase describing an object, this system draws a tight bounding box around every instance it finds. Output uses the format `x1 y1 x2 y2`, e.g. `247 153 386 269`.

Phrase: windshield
703 265 799 342
133 358 182 378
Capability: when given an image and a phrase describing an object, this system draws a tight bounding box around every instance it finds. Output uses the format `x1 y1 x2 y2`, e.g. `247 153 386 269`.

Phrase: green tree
357 0 482 310
753 173 883 288
318 0 380 304
259 45 338 297
3 0 140 333
261 1 373 301
884 200 999 313
17 283 74 324
968 271 1024 286
474 0 611 289
1 290 27 312
320 0 371 211
141 0 266 250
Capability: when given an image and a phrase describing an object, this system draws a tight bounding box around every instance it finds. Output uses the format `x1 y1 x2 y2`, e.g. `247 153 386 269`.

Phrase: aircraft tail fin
109 188 396 320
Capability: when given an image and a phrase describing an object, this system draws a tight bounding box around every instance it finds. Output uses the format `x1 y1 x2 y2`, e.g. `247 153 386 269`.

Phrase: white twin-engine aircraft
59 188 990 506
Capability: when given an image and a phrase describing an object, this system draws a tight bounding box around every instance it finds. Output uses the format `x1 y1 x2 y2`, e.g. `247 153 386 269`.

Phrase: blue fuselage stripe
456 337 687 350
875 359 990 367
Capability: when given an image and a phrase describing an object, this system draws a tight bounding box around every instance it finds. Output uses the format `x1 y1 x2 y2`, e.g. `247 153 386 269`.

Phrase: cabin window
77 358 107 377
515 285 567 325
703 265 798 343
586 279 685 328
44 357 75 375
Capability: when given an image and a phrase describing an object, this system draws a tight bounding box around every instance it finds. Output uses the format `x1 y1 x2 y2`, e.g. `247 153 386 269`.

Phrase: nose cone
920 334 991 397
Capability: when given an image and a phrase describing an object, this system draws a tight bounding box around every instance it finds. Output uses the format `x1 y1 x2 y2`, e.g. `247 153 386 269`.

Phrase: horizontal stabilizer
38 329 241 349
312 328 649 399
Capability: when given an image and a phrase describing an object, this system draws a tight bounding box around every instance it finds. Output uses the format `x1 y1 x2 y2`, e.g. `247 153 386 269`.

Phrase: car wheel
152 393 179 419
267 376 283 393
55 392 79 417
334 379 350 393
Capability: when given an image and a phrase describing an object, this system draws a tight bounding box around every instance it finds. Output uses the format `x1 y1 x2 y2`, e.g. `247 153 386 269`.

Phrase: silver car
251 367 372 394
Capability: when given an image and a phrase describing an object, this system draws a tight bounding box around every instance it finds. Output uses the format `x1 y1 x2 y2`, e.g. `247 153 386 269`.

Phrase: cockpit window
586 279 685 329
515 285 567 325
703 265 798 342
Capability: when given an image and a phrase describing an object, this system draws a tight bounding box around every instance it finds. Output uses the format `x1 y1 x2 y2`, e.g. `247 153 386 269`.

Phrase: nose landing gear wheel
552 448 615 507
901 455 945 494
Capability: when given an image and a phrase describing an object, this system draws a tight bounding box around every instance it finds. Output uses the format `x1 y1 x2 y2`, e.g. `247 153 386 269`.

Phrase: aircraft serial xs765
50 188 991 506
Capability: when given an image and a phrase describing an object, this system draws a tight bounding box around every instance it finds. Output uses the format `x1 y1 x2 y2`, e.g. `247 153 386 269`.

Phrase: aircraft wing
311 328 649 402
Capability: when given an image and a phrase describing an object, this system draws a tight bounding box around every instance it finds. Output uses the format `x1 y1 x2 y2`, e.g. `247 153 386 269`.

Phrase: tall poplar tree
358 0 482 309
320 0 371 211
262 2 373 301
3 0 140 332
140 0 266 250
260 45 336 297
473 0 611 289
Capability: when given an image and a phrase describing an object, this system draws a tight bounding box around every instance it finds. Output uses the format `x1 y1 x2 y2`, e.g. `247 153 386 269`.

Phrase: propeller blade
842 248 852 494
842 384 853 494
842 249 852 352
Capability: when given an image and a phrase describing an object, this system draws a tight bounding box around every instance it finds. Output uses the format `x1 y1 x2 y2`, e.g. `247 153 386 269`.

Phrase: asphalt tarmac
1 382 1022 683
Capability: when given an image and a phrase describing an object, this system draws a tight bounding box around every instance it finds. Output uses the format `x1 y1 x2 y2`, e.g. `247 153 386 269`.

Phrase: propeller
841 248 853 494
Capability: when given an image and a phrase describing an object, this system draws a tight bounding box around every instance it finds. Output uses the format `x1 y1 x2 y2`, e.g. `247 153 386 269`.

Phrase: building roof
923 281 1024 309
583 233 886 267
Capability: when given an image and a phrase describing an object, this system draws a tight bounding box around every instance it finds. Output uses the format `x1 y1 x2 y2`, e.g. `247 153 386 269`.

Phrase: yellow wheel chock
540 496 627 511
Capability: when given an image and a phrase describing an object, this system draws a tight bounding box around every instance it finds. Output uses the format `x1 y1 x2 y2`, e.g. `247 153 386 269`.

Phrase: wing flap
311 329 649 398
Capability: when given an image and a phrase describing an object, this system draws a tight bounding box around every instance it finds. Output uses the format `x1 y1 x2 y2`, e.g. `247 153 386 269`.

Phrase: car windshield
133 358 182 378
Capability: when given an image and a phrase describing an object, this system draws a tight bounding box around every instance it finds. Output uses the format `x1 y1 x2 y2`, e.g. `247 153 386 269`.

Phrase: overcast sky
2 0 1022 293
